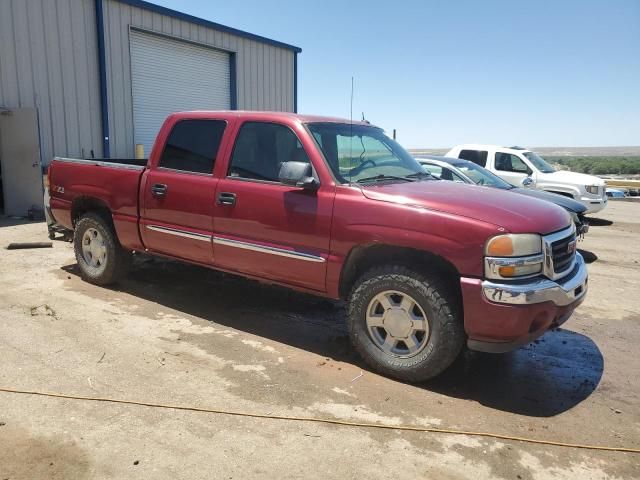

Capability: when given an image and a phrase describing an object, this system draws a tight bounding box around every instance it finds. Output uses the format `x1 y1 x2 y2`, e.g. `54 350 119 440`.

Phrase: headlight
484 234 543 280
485 234 541 257
585 185 599 195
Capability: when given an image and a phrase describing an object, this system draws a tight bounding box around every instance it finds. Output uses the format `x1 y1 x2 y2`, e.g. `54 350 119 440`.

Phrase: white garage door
129 30 231 156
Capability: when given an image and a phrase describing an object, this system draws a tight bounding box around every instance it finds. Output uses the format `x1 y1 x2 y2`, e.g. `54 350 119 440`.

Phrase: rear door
211 120 334 292
140 118 228 265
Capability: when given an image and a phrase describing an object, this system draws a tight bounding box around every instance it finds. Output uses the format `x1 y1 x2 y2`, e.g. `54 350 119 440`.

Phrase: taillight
44 165 51 189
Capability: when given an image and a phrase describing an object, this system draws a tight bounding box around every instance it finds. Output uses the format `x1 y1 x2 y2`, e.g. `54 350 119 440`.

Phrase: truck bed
48 156 147 250
53 157 148 168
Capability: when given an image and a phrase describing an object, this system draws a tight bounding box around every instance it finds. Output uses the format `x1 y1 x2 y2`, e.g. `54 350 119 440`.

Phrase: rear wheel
73 213 131 285
347 265 464 382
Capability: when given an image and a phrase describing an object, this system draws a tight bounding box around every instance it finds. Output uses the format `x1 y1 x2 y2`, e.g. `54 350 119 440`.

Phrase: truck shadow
427 329 603 417
587 217 613 226
62 255 603 417
0 216 45 228
578 248 598 263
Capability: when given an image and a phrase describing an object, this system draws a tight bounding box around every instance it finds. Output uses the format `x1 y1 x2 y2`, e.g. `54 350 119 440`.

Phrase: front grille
551 232 576 275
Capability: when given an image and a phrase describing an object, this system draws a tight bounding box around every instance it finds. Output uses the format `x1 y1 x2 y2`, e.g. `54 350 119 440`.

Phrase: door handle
217 192 236 206
151 183 167 197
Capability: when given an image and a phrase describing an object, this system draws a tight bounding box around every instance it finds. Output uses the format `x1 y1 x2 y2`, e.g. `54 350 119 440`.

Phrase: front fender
537 181 580 198
325 199 501 298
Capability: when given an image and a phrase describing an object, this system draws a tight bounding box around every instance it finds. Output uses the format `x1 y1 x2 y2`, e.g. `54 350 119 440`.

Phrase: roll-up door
129 30 231 156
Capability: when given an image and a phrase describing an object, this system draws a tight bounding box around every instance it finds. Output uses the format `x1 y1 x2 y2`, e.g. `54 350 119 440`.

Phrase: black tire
347 265 464 382
73 212 131 286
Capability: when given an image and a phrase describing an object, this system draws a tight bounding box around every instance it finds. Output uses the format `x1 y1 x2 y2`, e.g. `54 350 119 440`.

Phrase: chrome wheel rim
81 228 107 270
366 290 430 358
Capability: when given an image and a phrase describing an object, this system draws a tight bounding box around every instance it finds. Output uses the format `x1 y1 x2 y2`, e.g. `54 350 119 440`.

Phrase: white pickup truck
445 144 607 214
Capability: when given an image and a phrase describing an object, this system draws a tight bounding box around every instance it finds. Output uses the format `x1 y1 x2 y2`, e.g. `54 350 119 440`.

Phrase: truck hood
359 180 570 235
511 187 587 214
539 170 605 186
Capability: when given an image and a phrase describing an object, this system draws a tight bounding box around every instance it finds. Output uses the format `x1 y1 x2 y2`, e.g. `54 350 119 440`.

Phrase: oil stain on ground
0 425 92 479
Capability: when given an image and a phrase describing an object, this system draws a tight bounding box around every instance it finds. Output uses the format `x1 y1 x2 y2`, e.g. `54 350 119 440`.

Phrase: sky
154 0 639 148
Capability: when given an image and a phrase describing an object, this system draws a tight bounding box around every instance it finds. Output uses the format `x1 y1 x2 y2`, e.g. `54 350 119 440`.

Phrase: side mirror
522 176 534 187
278 161 319 190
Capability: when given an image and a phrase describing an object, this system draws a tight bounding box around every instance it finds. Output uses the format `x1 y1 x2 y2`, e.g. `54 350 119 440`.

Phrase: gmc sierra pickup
48 111 588 382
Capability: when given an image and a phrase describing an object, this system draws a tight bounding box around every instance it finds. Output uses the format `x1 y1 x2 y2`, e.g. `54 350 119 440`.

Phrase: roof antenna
349 76 354 184
350 77 354 124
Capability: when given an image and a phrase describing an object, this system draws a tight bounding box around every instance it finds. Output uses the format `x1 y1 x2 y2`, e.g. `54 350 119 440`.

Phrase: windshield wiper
405 171 438 180
355 174 414 184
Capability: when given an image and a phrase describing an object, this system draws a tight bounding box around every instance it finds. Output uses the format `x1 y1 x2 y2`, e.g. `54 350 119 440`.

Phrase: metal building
0 0 301 216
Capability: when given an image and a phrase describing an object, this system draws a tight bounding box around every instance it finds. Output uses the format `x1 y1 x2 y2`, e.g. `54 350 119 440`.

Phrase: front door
140 119 227 265
0 108 43 216
212 121 334 292
493 152 531 187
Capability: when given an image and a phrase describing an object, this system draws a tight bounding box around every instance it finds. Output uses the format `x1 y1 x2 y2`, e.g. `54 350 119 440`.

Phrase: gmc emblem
567 240 577 255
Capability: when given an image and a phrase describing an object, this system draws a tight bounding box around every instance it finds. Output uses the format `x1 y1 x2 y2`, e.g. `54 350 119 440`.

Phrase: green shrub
546 156 640 175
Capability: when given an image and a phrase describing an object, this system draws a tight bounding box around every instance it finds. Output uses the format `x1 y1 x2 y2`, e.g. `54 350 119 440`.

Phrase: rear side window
459 149 487 167
159 120 226 174
228 122 310 182
495 152 529 173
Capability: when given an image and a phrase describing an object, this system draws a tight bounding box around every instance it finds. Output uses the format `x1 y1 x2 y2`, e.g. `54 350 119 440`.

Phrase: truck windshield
306 123 425 183
454 161 513 189
523 152 556 173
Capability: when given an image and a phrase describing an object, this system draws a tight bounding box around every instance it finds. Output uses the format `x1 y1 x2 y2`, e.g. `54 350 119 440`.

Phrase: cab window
459 149 487 167
422 164 466 182
159 120 226 174
228 122 310 182
422 164 443 178
494 153 529 173
450 171 467 183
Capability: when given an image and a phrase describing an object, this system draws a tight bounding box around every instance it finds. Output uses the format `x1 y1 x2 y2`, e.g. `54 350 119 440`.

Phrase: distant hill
532 146 640 157
408 146 640 157
407 146 640 175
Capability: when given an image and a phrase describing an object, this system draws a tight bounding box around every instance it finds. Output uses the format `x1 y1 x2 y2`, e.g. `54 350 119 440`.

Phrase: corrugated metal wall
0 0 296 163
102 0 296 157
0 0 103 164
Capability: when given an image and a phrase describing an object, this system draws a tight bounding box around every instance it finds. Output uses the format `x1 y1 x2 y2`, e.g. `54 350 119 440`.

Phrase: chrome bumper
482 253 588 306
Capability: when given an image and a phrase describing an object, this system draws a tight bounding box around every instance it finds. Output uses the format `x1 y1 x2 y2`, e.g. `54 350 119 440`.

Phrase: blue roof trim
293 52 298 113
95 0 111 157
117 0 302 53
229 53 238 110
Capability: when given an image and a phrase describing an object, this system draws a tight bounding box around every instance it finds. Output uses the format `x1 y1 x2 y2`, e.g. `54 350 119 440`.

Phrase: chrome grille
542 225 577 281
551 232 576 274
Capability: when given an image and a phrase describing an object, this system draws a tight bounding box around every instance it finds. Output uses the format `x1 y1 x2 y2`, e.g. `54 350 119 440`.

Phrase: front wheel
347 265 464 382
73 213 131 286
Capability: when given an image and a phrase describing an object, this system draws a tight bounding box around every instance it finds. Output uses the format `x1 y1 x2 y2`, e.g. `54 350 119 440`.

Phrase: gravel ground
0 201 638 479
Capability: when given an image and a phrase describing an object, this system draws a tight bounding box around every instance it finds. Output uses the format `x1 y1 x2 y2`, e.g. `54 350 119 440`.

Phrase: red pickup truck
48 111 588 381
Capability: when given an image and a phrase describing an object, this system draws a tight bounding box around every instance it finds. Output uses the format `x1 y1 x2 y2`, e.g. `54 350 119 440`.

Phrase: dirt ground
0 201 638 479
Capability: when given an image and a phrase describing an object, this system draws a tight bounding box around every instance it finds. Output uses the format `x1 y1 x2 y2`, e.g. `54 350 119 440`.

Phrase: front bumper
578 222 589 236
482 253 588 306
577 216 589 237
460 253 588 353
581 197 607 214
